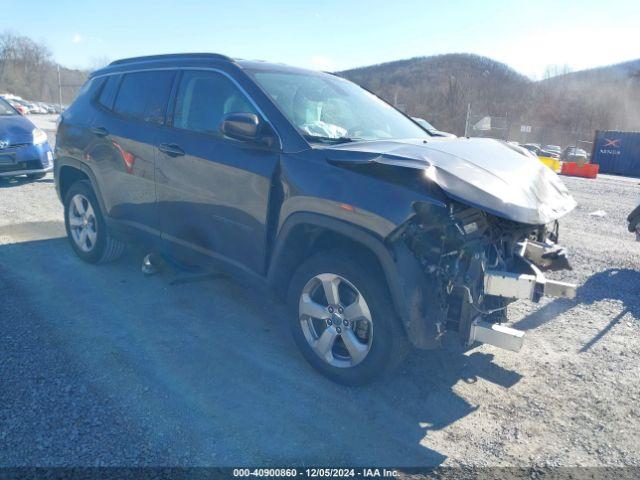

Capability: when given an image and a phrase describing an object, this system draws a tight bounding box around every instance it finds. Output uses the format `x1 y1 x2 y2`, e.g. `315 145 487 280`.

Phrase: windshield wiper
303 134 363 144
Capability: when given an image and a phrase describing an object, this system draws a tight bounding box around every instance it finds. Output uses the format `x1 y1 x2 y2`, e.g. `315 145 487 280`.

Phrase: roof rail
109 53 234 66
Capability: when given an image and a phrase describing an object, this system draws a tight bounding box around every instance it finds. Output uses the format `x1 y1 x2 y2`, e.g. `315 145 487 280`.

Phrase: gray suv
55 53 577 384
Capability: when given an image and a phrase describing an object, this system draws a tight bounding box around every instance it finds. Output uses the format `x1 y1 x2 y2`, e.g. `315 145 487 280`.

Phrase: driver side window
173 70 257 136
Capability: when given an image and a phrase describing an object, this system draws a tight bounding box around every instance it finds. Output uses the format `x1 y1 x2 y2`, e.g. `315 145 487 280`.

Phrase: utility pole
57 65 63 111
464 103 471 137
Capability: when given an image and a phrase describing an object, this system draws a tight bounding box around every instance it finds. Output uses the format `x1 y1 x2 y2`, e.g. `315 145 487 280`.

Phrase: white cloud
72 33 82 44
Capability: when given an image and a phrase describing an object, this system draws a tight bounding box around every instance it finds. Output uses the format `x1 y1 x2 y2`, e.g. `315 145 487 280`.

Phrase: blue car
0 96 54 180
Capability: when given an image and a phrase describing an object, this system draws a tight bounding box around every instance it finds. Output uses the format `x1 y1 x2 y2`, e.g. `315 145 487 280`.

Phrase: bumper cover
0 142 53 177
0 164 53 177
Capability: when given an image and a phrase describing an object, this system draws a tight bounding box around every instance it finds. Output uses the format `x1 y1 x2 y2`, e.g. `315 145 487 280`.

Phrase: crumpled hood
325 137 577 225
0 115 35 144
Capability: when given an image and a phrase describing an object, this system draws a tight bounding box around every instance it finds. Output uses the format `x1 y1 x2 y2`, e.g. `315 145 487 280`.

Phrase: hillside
341 54 531 134
0 63 87 104
339 54 640 143
542 58 640 84
0 31 88 104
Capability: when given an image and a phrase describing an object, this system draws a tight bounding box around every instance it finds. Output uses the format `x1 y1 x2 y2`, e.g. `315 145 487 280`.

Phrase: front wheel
63 180 125 263
288 251 408 385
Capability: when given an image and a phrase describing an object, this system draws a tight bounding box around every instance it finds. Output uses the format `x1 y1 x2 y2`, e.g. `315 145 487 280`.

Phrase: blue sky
3 0 639 77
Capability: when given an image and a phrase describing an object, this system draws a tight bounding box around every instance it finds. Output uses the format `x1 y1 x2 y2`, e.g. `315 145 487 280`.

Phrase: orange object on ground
560 162 599 179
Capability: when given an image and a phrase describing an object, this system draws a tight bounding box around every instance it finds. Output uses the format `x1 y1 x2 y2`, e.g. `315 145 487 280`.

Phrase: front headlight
32 128 48 145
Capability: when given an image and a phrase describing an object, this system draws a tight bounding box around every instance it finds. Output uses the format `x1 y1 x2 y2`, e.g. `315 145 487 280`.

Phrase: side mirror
220 112 260 142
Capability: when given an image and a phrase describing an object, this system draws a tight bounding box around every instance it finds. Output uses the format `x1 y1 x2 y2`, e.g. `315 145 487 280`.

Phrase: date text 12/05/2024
232 468 398 477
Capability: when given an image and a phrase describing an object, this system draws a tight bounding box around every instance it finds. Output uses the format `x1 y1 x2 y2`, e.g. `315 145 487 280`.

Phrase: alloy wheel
68 193 98 253
298 273 374 368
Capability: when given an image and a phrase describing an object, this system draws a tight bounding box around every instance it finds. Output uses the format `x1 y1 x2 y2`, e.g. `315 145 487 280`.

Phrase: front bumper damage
398 203 577 353
471 240 576 352
484 241 577 303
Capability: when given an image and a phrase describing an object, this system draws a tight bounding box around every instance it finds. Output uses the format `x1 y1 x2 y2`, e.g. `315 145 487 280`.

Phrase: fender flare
55 157 108 217
268 212 439 349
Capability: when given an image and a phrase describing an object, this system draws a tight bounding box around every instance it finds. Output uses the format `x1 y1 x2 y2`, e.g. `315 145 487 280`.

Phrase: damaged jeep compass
55 53 577 385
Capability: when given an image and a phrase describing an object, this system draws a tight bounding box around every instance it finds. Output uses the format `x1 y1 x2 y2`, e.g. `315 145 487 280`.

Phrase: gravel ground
1 123 639 467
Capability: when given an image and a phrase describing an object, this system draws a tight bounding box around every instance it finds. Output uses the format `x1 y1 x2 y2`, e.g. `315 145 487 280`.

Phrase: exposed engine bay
327 136 579 351
398 201 577 351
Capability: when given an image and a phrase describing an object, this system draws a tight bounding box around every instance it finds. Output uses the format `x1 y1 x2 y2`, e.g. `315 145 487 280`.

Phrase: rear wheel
288 251 408 385
64 180 125 263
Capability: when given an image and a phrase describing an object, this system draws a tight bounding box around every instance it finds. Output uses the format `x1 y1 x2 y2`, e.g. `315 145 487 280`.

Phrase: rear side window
97 75 120 109
113 71 175 124
173 70 257 136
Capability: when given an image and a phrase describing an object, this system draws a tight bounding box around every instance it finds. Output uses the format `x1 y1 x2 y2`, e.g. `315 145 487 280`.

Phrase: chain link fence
464 108 593 152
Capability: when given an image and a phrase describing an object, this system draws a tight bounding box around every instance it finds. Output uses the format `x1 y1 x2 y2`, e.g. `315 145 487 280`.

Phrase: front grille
0 142 30 152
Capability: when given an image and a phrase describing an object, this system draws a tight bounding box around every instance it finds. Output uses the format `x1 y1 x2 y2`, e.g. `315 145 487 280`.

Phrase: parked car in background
0 96 54 180
11 98 32 113
561 146 589 164
521 143 542 154
543 145 562 157
55 53 577 385
521 143 560 158
522 143 541 150
32 102 47 114
412 117 456 138
7 99 28 115
38 102 55 114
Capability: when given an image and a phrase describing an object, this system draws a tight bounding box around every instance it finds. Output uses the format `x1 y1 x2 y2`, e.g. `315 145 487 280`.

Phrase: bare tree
0 30 88 103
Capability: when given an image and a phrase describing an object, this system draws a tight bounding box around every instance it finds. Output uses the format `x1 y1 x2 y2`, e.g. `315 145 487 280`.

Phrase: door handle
91 126 109 137
158 143 185 157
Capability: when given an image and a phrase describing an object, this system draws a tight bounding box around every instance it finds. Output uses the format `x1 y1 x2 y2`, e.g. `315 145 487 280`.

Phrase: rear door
156 69 280 274
89 70 175 241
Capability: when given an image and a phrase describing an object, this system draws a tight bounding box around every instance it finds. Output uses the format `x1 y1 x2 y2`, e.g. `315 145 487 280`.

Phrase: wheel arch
268 213 388 293
56 158 107 217
268 212 438 348
58 165 89 200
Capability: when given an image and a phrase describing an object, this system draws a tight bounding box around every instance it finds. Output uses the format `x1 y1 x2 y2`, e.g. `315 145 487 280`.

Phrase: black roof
108 53 234 66
92 53 335 79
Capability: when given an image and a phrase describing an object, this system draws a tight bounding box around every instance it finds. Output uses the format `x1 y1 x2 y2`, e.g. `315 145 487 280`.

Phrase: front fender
269 212 441 349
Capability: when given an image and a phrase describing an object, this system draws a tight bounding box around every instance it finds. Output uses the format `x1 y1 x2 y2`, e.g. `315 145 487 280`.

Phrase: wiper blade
303 134 363 144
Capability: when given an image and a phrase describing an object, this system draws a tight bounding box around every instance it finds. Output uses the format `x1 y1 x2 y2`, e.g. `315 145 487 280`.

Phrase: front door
156 69 280 274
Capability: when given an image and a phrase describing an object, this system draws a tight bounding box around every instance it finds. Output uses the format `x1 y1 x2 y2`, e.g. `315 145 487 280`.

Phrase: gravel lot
1 120 639 467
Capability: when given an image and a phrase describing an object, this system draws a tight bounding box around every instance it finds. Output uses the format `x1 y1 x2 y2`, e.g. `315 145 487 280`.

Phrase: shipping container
591 130 640 177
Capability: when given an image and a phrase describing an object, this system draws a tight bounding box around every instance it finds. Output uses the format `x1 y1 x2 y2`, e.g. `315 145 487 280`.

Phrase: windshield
0 97 18 116
249 70 430 143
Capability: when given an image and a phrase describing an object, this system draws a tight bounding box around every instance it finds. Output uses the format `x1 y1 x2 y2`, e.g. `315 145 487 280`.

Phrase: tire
63 180 125 263
287 250 409 385
27 172 46 180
